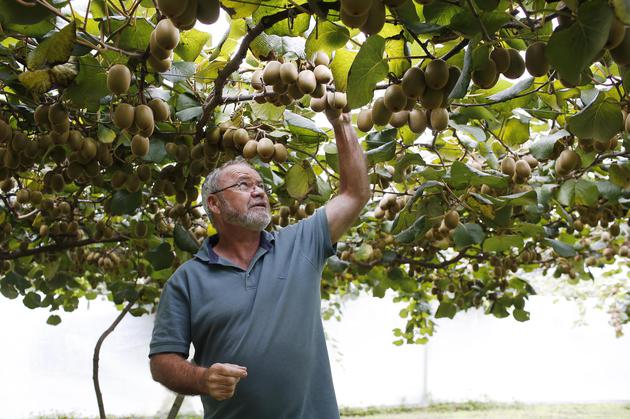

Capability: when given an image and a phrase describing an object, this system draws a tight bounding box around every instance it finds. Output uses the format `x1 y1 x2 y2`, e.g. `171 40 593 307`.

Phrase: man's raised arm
325 113 370 244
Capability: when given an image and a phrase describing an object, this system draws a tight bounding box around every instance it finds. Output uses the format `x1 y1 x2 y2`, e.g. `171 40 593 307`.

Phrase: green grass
35 402 630 419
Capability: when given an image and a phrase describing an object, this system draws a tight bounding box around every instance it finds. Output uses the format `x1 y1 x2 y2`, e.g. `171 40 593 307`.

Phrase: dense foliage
0 0 629 343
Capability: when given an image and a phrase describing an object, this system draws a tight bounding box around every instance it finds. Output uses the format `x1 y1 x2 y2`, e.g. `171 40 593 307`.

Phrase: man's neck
212 225 262 270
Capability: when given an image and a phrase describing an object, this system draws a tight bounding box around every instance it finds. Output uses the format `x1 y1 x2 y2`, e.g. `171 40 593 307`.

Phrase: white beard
219 196 271 231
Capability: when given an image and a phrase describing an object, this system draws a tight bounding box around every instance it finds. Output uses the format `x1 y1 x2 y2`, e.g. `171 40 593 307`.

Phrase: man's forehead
221 164 261 182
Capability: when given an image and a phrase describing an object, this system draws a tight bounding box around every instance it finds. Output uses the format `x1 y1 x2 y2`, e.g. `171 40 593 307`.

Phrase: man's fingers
216 363 248 378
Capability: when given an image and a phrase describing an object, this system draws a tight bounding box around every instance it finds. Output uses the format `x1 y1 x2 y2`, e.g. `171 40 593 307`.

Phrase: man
148 112 369 418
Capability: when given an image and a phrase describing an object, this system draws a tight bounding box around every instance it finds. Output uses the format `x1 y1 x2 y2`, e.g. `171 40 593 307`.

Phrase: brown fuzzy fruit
150 32 172 60
0 120 12 142
134 105 154 131
257 138 275 159
197 0 220 24
357 109 374 132
444 210 460 229
340 8 368 28
327 92 347 110
34 105 50 128
408 108 427 133
273 143 288 163
472 59 498 89
251 70 264 91
157 0 189 18
515 159 531 178
419 88 443 110
280 62 299 84
525 41 549 77
314 65 333 85
401 67 426 99
490 47 510 74
389 110 409 128
243 140 258 159
50 173 65 192
310 96 327 112
371 97 392 126
501 156 516 176
48 103 68 126
341 0 372 15
107 64 132 95
383 84 407 112
113 103 135 130
131 135 150 157
523 155 539 169
311 83 327 99
503 49 526 79
263 61 282 85
233 128 250 148
605 18 626 50
610 29 630 66
297 70 317 94
312 51 330 67
155 18 180 50
360 0 385 35
148 54 172 73
148 99 170 122
555 149 580 175
424 59 449 90
430 108 449 131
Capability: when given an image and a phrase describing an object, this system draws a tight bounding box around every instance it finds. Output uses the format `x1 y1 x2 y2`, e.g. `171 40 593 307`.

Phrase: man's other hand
326 109 351 128
203 363 248 401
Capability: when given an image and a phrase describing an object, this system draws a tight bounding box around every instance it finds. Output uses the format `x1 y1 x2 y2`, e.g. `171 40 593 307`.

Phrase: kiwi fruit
503 49 526 79
50 130 69 144
148 54 172 73
525 42 549 77
107 64 132 95
357 109 374 132
501 156 516 176
342 0 372 16
430 108 449 131
340 8 368 28
297 70 317 94
312 51 330 67
242 140 258 159
233 128 249 148
48 103 68 126
555 149 579 175
0 120 12 142
34 105 50 129
490 47 510 74
148 99 170 122
257 138 275 159
113 103 135 130
157 0 189 18
280 62 299 84
605 18 625 50
273 143 288 163
444 210 459 229
389 110 409 128
68 131 83 151
610 29 630 66
170 0 197 30
263 61 282 85
371 97 392 126
197 0 220 24
311 83 327 99
272 82 288 95
134 105 154 131
401 67 426 99
150 32 172 60
523 155 538 169
50 173 65 192
155 19 180 50
314 65 333 85
222 128 235 149
472 59 498 89
360 0 385 35
287 84 305 100
205 126 221 145
131 135 150 157
419 87 443 110
425 59 449 90
515 159 531 178
310 96 327 112
251 70 264 91
408 108 427 133
383 84 407 112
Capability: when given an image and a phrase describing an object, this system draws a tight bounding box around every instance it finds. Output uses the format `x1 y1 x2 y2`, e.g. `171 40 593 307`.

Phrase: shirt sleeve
294 206 336 271
148 272 191 359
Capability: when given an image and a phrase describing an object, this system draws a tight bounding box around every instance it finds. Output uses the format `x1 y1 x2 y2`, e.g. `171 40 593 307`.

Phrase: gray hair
201 156 255 223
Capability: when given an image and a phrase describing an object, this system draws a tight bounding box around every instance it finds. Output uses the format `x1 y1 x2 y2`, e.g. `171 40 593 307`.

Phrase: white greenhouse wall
1 290 629 418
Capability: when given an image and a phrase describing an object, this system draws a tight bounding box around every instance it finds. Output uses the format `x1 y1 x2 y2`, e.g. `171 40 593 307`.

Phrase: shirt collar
194 230 276 264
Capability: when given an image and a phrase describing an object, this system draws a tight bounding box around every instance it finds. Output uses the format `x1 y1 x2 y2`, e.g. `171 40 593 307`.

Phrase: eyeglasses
210 180 270 195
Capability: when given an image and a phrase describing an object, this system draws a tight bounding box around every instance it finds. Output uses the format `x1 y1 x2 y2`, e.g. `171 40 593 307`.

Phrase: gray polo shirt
149 208 339 419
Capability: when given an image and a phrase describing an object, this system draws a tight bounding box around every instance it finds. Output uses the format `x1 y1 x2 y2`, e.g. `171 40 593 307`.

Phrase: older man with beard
148 112 369 419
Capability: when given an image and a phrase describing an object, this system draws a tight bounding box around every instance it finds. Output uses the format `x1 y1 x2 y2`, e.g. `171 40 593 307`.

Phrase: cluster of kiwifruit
488 254 520 278
499 155 537 183
472 45 527 89
205 122 288 164
553 148 580 177
110 163 153 194
424 210 461 243
373 193 408 220
34 198 83 242
0 124 41 173
271 201 317 227
112 99 170 157
85 249 123 270
157 0 220 30
358 60 460 134
577 136 618 154
252 52 332 108
148 19 181 73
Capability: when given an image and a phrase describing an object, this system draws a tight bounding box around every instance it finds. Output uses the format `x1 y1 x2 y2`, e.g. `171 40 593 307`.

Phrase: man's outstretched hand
203 363 248 401
326 109 351 128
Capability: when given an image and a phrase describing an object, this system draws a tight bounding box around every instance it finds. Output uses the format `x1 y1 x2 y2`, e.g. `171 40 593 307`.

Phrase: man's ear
207 194 221 218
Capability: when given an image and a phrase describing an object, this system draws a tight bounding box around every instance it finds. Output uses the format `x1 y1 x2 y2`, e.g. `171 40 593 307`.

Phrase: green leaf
284 110 326 143
513 308 530 322
483 235 524 252
393 153 425 183
6 18 55 37
612 0 630 24
502 118 530 146
175 106 203 122
144 137 167 163
174 29 210 62
546 0 613 86
110 190 142 215
385 38 410 78
105 18 153 52
609 163 630 189
23 292 42 309
27 21 76 70
394 216 429 243
453 223 486 248
222 0 261 18
449 41 474 99
347 35 389 109
435 301 457 319
449 160 508 189
530 129 570 160
305 20 350 59
330 48 356 93
557 179 599 206
487 77 534 102
47 315 62 325
0 282 18 299
253 0 309 36
424 1 462 26
18 70 52 93
567 92 624 142
0 0 54 25
63 55 109 110
324 142 339 173
146 242 174 271
285 161 315 199
366 141 396 165
173 224 200 253
545 238 576 257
